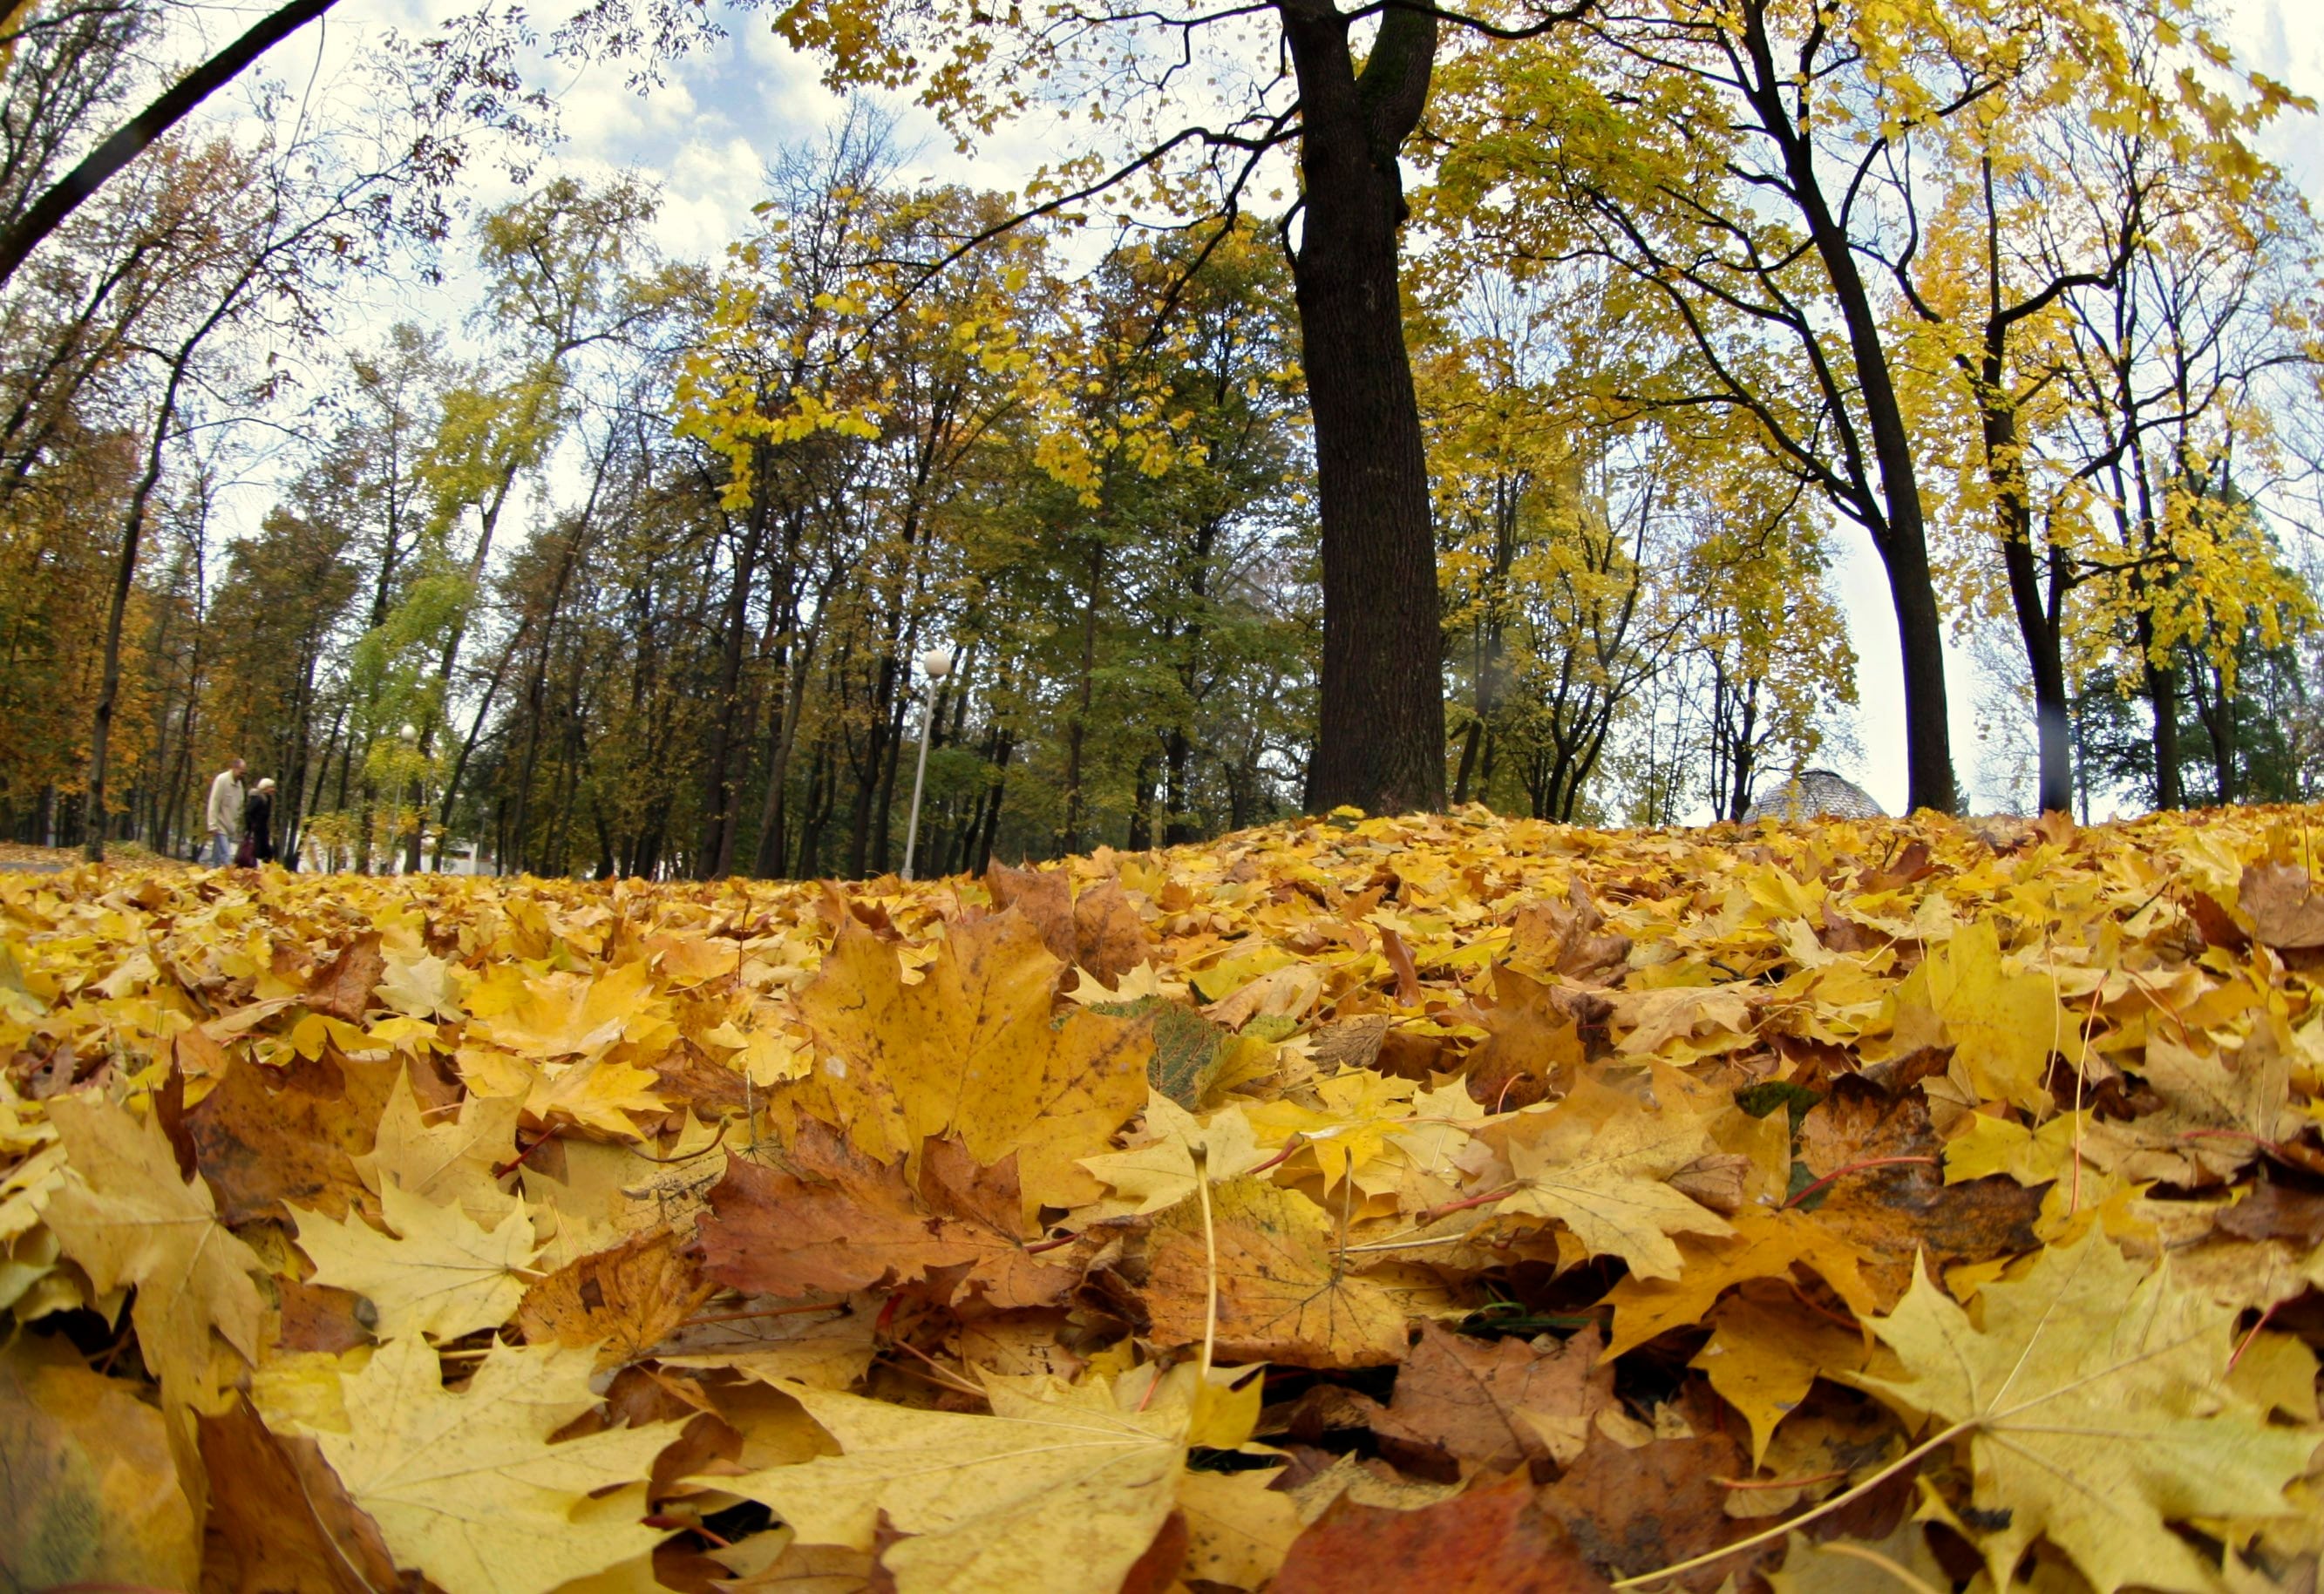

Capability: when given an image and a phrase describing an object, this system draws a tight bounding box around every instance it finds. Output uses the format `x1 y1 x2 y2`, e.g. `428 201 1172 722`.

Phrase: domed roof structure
1740 769 1885 824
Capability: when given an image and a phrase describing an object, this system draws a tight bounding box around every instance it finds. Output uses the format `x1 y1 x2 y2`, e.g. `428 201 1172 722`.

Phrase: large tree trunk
753 626 816 878
2135 606 2182 809
1280 0 1445 817
1986 402 2074 814
698 500 765 878
1061 540 1103 850
432 632 517 865
1996 505 2072 813
1127 750 1158 850
1163 724 1194 844
1879 535 1956 814
84 334 203 862
2184 647 2237 805
1454 476 1519 807
1724 672 1761 822
798 736 835 878
974 729 1015 872
1737 0 1952 814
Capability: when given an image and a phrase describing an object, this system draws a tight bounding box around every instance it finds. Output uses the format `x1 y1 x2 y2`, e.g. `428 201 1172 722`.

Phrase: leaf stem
1341 1231 1481 1253
1417 1181 1518 1224
2227 1300 2278 1375
493 1130 560 1179
1608 1418 1967 1589
1193 1138 1216 1382
884 1336 984 1398
1246 1135 1302 1176
676 1300 846 1329
1714 1467 1849 1490
1814 1542 1945 1594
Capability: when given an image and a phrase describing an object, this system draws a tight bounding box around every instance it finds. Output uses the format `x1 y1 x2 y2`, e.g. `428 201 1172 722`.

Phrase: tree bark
1451 720 1481 805
698 489 766 878
2136 605 2182 809
1736 0 1953 814
1994 483 2073 813
1062 539 1103 849
1280 0 1445 817
2184 646 2237 804
84 323 210 861
1163 724 1194 844
432 629 517 865
1128 749 1158 850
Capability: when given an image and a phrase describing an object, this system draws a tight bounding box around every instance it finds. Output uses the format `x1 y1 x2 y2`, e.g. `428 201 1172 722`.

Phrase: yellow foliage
4 802 2323 1591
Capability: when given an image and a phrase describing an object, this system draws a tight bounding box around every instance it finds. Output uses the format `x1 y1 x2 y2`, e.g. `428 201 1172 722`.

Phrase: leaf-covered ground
4 805 2323 1594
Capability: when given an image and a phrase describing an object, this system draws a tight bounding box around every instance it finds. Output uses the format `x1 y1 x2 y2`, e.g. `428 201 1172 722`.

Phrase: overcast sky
275 0 2324 818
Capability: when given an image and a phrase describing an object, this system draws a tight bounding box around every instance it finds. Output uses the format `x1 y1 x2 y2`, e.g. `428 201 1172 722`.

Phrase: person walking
204 758 246 866
242 777 275 865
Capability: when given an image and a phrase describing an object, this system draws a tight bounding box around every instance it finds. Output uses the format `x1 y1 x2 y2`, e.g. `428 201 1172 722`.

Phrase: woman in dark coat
243 778 276 865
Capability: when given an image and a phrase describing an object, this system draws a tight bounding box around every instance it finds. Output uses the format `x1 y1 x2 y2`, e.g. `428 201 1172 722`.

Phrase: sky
247 0 2324 818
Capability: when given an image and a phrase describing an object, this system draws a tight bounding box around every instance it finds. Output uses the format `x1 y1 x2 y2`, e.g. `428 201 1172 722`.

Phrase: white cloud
654 136 769 256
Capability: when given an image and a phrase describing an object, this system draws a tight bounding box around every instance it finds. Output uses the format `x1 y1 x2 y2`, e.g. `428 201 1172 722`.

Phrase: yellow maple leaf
1145 1177 1409 1367
292 1181 537 1340
1689 1291 1869 1466
1599 1208 1878 1359
1766 1523 1951 1594
797 914 1152 1210
1177 1465 1301 1589
454 1043 669 1139
2131 1027 2304 1178
354 1067 525 1226
470 960 673 1059
1 1338 200 1591
317 1337 675 1594
726 1374 1186 1594
40 1094 264 1409
1240 1068 1419 1198
1941 1109 2094 1185
1851 1230 2316 1593
1077 1091 1268 1216
377 950 465 1021
1614 982 1755 1058
1490 1079 1734 1280
1889 917 2073 1113
653 1291 880 1390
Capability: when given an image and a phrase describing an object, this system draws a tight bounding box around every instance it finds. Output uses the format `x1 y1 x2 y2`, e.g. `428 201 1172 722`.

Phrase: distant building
1741 769 1885 824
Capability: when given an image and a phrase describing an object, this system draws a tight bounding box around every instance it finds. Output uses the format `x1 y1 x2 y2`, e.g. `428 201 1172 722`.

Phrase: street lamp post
901 646 955 881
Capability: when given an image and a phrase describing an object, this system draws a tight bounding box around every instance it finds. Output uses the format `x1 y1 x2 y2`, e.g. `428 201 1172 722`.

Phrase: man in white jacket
205 758 247 866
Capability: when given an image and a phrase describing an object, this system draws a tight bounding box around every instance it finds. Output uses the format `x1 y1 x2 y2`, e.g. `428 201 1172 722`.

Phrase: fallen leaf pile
4 804 2323 1593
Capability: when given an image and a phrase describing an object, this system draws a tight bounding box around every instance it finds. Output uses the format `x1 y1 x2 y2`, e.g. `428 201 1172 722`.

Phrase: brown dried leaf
198 1396 404 1594
1371 1320 1614 1475
1466 966 1587 1111
1073 879 1154 988
1274 1471 1611 1594
517 1227 717 1368
985 860 1076 964
184 1051 398 1225
306 933 386 1021
1537 1393 1759 1591
1796 1080 2042 1307
696 1124 1083 1309
2238 862 2324 947
1144 1177 1410 1368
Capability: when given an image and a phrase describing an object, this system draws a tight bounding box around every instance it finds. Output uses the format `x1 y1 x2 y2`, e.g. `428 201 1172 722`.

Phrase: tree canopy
1 0 2320 874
